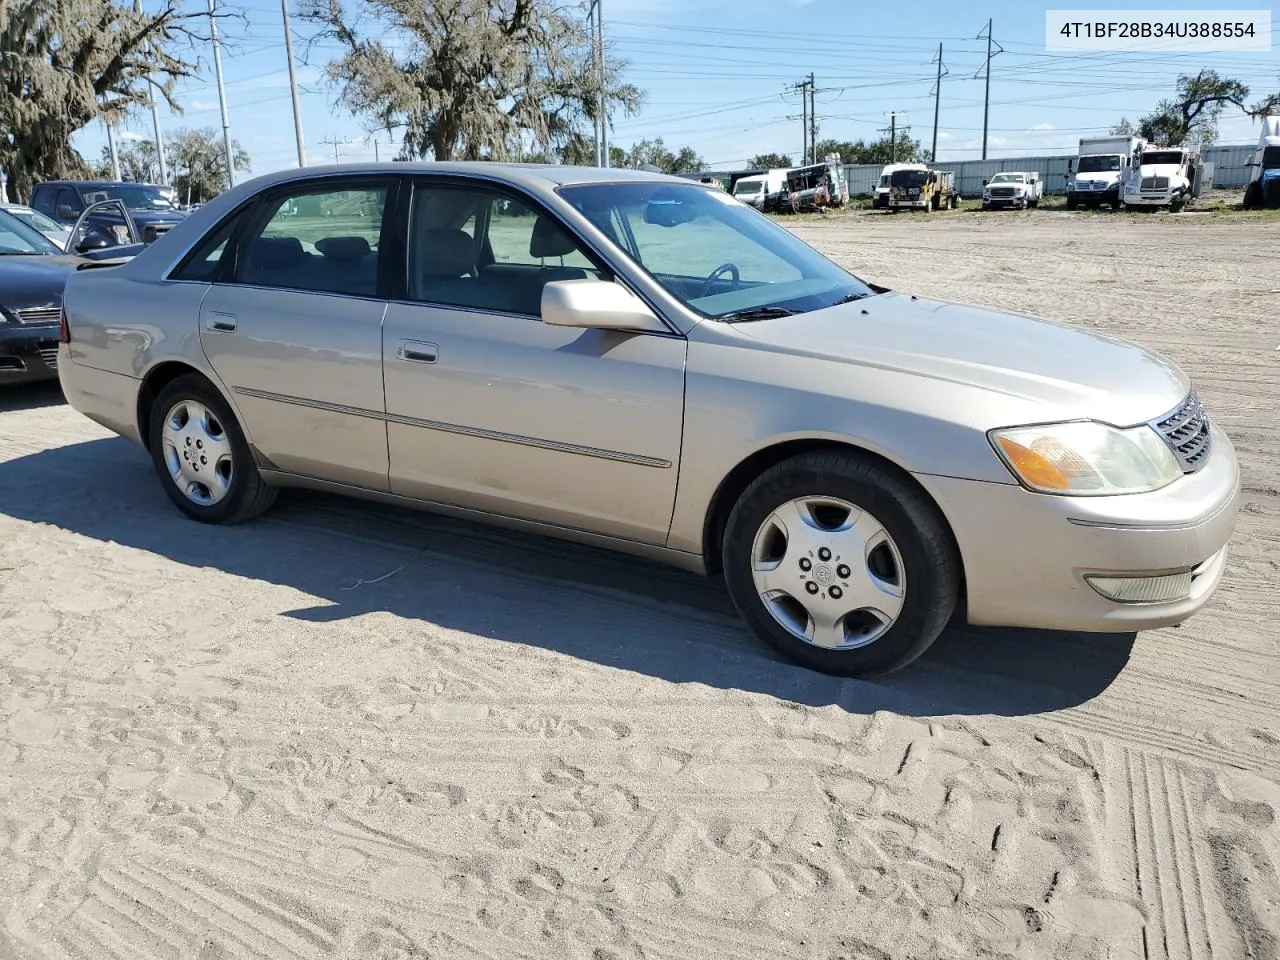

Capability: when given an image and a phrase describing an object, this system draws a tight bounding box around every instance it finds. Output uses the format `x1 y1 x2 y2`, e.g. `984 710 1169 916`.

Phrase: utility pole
808 71 817 163
208 0 236 189
106 122 122 181
322 136 351 164
881 112 908 164
137 0 167 184
281 0 307 168
791 76 813 164
931 43 947 162
976 19 1002 161
596 0 608 167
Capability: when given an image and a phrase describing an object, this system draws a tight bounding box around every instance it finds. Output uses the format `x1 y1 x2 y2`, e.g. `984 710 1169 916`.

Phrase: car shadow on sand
0 381 66 412
0 436 1137 718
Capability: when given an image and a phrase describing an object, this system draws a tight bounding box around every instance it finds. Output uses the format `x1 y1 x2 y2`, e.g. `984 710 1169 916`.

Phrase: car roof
225 161 695 195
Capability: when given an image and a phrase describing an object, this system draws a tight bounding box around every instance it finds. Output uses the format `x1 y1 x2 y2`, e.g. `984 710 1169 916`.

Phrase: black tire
1242 182 1261 210
721 451 960 677
1065 194 1079 210
148 373 278 524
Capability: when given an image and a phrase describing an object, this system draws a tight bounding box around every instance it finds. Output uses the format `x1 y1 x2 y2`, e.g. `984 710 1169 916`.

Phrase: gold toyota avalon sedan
57 163 1240 676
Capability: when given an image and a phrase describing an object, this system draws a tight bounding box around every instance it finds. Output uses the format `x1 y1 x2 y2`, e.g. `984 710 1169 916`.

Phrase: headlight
989 421 1182 495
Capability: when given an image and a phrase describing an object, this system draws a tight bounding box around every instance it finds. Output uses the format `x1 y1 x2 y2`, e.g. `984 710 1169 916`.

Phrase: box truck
1067 135 1144 210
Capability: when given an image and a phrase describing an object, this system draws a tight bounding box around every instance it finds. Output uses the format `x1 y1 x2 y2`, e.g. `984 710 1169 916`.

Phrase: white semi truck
1067 135 1145 210
1122 146 1210 211
1243 116 1280 210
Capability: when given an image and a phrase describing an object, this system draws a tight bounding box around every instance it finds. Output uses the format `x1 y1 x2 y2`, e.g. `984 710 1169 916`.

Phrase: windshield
890 170 927 188
1078 155 1121 173
0 209 62 255
1142 151 1184 166
557 181 874 320
83 185 177 212
734 181 763 194
991 173 1023 183
1261 146 1280 168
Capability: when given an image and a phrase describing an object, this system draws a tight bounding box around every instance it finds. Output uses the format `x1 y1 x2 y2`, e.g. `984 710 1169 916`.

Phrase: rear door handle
397 339 438 364
205 311 238 333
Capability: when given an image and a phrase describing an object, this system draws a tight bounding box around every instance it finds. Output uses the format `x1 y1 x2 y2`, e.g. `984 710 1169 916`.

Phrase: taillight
59 306 70 344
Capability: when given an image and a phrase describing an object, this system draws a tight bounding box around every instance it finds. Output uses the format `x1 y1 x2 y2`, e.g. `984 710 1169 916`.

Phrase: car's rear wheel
148 374 277 524
721 451 959 677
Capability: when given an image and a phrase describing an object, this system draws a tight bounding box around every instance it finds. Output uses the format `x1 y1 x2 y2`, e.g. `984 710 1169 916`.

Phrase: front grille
1154 392 1211 472
37 343 58 370
991 187 1016 198
15 306 61 326
1141 176 1170 190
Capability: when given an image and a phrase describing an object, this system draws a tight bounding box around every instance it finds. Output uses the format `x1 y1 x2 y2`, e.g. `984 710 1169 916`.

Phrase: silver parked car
58 163 1240 676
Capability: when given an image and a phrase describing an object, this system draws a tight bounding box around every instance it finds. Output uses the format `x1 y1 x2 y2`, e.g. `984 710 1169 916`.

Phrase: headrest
529 217 578 259
417 228 476 278
249 236 305 270
315 236 371 261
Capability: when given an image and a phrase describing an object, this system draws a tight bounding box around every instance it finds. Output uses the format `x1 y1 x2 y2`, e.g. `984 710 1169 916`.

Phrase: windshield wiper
717 305 796 323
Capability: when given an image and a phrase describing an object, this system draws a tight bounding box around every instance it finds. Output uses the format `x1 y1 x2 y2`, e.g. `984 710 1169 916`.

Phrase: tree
1110 118 1136 136
610 138 702 174
167 128 250 204
91 127 249 202
814 135 926 165
96 139 162 182
750 152 792 168
0 0 211 202
1137 69 1251 146
303 0 644 163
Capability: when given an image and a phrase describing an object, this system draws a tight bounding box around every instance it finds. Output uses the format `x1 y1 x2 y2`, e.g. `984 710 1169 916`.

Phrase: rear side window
232 182 390 298
170 212 245 282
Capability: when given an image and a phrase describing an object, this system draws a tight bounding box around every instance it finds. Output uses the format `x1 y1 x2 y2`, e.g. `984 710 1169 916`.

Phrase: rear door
196 175 399 491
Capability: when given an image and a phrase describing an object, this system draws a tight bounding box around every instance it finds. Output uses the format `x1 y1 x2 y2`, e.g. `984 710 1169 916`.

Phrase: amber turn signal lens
997 436 1071 491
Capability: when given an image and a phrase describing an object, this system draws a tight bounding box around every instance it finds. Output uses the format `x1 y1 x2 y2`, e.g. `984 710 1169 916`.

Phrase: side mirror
57 204 80 220
75 232 111 253
982 179 989 186
541 279 667 333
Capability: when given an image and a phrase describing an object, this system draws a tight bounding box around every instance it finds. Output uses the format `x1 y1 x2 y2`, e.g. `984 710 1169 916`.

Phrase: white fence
845 144 1258 197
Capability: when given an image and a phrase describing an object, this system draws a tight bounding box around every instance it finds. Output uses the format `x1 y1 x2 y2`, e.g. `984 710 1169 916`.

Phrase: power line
320 135 352 163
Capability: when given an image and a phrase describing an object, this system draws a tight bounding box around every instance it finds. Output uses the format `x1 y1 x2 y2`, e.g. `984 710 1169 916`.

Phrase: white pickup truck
981 171 1043 210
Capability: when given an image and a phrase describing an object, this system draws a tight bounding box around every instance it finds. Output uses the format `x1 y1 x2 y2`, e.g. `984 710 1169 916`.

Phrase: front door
197 176 396 491
381 179 687 545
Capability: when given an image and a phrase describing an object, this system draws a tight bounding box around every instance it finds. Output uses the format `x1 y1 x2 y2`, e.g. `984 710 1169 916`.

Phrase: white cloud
190 99 218 111
937 131 953 141
118 130 145 142
1029 123 1056 132
964 136 1012 151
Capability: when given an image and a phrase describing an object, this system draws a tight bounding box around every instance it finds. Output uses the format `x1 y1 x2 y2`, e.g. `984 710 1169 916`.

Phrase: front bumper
0 324 61 384
983 196 1026 208
889 199 928 209
915 423 1241 633
1124 193 1173 207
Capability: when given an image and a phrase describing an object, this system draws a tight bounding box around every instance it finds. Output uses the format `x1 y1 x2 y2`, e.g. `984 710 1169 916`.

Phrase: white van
733 169 789 210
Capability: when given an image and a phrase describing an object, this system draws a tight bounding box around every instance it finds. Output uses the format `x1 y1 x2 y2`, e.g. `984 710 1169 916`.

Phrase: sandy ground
1 210 1277 960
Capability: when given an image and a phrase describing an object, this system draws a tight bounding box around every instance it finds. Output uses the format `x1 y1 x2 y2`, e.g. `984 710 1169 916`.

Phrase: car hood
0 255 80 305
1139 164 1184 177
729 292 1189 426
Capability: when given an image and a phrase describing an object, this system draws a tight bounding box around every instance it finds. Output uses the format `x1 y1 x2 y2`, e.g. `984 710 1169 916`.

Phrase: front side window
407 184 604 317
558 181 872 320
233 183 388 297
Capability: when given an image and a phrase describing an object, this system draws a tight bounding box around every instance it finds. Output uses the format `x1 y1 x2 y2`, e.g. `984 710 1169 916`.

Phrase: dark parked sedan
0 209 81 385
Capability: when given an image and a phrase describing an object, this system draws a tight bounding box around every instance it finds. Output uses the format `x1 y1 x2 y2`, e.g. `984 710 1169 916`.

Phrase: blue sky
76 0 1279 179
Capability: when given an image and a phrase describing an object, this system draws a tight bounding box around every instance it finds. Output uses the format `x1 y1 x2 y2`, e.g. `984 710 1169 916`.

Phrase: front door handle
397 339 438 364
205 311 238 333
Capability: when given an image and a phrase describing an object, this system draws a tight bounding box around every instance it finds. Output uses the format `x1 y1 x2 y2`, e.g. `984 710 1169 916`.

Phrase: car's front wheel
722 452 959 677
148 373 278 524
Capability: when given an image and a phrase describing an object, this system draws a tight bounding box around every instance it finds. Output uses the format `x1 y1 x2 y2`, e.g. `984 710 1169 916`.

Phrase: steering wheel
698 262 740 298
